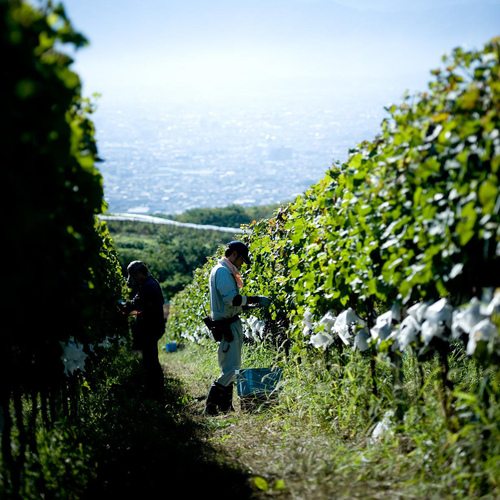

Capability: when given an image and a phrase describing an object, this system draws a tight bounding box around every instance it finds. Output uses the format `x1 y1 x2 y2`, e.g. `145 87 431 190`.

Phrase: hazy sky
57 0 499 109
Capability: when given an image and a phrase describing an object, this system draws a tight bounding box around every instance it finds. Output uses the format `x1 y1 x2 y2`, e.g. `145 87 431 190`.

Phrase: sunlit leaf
254 477 269 491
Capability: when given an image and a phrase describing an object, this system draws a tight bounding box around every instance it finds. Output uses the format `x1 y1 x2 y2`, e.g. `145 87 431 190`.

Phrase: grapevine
167 38 500 429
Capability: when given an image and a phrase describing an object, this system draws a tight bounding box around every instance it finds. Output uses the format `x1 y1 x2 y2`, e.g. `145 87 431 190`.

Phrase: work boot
219 382 235 413
203 381 225 416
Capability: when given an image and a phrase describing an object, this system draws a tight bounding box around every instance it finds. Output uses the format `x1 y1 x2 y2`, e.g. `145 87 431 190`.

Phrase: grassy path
84 343 490 499
160 347 419 500
86 344 498 499
78 345 497 499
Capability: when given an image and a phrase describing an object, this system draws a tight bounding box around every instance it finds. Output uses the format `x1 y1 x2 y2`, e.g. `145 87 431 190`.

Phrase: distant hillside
106 204 281 300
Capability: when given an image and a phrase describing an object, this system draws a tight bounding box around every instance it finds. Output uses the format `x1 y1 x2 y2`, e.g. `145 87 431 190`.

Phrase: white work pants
216 319 243 387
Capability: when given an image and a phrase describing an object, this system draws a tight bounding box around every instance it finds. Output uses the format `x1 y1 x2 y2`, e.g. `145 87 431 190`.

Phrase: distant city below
94 93 394 216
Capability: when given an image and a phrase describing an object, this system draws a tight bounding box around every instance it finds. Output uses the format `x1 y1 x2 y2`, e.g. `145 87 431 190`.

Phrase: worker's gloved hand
257 296 271 307
247 295 272 307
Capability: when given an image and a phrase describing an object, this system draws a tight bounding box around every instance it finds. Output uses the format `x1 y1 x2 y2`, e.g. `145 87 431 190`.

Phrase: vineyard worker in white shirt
204 241 271 416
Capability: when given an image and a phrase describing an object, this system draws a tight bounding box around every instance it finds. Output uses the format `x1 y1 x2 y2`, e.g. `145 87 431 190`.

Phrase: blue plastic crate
165 342 177 352
235 368 282 397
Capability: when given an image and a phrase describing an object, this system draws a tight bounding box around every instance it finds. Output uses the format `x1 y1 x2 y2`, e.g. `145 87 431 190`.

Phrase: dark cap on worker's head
127 260 146 275
227 241 250 265
127 261 149 285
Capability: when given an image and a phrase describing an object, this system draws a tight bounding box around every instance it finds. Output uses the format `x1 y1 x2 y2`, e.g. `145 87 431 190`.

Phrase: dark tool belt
203 314 239 342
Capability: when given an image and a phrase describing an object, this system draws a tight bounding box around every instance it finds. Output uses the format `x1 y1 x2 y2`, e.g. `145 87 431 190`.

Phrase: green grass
3 340 499 499
163 340 500 499
1 346 252 499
